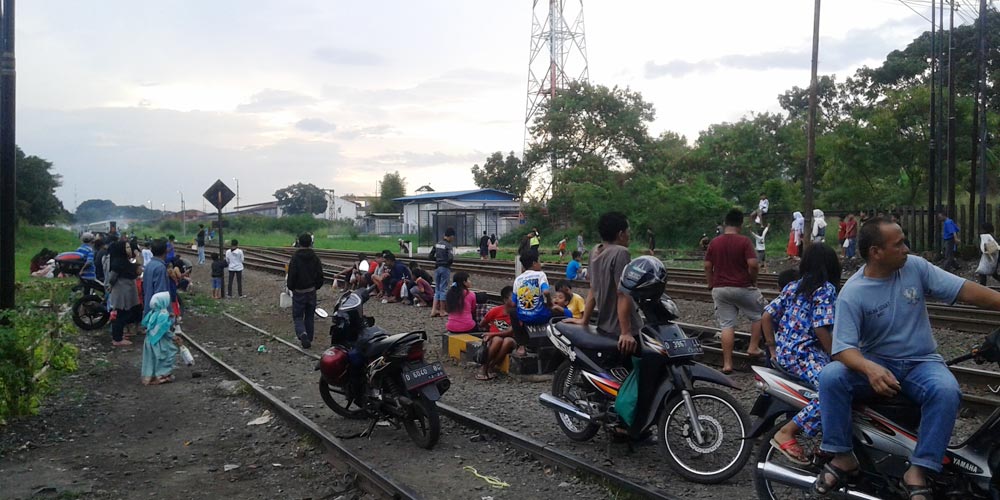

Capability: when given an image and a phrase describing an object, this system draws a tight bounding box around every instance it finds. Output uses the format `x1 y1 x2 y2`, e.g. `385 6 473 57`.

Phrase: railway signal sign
203 180 236 211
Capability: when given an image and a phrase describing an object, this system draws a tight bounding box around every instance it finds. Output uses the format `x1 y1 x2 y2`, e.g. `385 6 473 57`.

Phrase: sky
14 0 964 213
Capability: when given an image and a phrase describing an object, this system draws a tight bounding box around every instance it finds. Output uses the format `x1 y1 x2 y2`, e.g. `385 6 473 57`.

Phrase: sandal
475 373 496 381
899 480 933 500
769 437 810 466
814 461 859 495
157 374 175 384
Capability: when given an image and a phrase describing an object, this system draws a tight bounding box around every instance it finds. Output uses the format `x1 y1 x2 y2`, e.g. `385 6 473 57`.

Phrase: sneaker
300 339 311 349
240 295 247 298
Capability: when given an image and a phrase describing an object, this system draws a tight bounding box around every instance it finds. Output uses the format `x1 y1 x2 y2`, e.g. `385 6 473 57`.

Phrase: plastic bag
614 357 642 427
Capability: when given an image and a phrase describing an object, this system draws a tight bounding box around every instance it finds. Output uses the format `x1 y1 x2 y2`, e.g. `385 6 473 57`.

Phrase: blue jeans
818 357 961 472
433 267 450 301
292 290 316 342
197 245 205 264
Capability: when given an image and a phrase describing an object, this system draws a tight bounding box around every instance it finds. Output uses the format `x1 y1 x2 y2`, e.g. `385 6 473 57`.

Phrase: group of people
704 205 1000 498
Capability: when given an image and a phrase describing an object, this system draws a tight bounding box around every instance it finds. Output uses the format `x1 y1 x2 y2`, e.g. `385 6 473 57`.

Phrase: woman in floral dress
761 243 841 464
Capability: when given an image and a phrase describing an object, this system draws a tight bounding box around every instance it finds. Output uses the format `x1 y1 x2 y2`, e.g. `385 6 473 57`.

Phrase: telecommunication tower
523 0 590 150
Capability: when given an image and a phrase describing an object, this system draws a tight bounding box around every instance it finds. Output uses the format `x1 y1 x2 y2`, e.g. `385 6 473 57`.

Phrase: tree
273 183 328 216
75 199 118 223
471 151 532 198
373 171 406 213
16 147 68 225
524 81 654 197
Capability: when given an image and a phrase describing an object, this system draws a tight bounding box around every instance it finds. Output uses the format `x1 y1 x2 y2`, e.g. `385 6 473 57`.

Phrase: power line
898 0 933 21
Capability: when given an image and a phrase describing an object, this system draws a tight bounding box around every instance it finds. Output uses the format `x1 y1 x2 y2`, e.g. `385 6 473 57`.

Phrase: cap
81 232 95 243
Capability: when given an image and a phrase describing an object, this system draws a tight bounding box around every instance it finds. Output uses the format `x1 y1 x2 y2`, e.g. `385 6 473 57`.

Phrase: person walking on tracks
813 216 1000 496
430 228 455 318
286 233 325 349
704 208 766 374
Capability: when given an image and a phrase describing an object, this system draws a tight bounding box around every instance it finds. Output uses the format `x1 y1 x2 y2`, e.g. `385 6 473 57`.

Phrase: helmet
619 255 667 301
319 346 350 385
80 232 95 243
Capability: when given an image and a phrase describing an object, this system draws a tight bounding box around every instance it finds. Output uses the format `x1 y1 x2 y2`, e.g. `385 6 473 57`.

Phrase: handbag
472 338 489 365
279 289 293 308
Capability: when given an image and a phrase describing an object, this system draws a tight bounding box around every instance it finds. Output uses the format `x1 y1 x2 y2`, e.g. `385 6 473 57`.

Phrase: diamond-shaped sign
204 180 236 210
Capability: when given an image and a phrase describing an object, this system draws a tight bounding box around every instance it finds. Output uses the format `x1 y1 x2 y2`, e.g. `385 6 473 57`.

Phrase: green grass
15 226 79 282
205 231 413 254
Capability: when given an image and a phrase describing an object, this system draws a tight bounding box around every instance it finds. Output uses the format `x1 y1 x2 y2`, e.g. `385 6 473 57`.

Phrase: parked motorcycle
538 256 752 483
316 284 450 449
55 251 110 330
750 329 1000 499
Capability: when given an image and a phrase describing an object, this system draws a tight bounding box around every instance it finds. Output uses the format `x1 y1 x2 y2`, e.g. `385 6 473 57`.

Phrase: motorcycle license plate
664 337 702 358
402 362 447 390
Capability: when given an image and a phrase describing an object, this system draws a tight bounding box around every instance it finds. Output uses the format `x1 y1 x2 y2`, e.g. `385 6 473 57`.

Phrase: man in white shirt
225 239 246 298
758 194 769 226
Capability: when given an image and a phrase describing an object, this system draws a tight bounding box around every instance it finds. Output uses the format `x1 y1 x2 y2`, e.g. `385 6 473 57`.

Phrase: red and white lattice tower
523 0 590 158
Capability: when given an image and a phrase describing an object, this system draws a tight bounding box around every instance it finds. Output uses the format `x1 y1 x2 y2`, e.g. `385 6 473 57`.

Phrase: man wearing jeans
704 208 766 374
430 227 455 318
938 211 960 272
286 233 325 349
815 217 1000 497
195 224 206 265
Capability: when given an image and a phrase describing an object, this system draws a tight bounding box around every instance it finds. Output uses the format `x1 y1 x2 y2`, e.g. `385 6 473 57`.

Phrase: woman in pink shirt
445 272 478 333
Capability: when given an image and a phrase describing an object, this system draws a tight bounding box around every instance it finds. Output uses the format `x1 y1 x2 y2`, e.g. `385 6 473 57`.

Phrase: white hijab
791 211 804 233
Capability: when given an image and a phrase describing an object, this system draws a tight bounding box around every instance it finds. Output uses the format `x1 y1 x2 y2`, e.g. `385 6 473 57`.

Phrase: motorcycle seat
361 331 422 359
553 322 620 351
859 393 921 430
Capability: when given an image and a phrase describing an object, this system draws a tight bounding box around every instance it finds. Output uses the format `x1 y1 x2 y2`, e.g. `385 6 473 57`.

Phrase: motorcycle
316 284 451 449
750 329 1000 499
55 251 110 330
538 256 752 483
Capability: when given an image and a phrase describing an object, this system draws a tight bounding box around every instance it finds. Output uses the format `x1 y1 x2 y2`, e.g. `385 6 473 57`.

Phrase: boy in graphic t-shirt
513 252 553 325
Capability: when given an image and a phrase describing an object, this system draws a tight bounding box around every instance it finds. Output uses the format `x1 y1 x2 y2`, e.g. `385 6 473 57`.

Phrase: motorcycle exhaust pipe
756 462 880 500
538 393 591 422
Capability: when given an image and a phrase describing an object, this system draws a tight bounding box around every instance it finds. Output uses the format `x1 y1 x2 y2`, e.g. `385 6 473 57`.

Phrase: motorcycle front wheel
551 360 601 441
658 387 752 484
318 378 366 420
72 294 110 330
403 396 440 450
754 422 825 500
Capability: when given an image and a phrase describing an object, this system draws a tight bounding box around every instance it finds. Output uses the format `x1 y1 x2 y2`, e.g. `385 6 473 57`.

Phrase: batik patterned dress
764 280 837 436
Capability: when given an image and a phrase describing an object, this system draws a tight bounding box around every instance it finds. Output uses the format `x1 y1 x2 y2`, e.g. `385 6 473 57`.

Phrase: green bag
614 356 642 427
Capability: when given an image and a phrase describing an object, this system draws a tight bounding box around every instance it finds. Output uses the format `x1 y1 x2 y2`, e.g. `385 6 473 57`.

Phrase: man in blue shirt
938 212 960 272
814 217 1000 497
143 239 171 317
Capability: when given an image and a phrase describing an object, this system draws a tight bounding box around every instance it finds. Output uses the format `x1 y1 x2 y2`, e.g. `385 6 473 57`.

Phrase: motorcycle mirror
359 261 370 272
314 307 329 318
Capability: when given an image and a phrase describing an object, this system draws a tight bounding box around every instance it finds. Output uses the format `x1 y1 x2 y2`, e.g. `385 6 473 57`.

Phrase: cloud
236 89 318 113
368 150 484 168
338 124 396 139
314 47 385 66
295 118 337 133
645 16 925 78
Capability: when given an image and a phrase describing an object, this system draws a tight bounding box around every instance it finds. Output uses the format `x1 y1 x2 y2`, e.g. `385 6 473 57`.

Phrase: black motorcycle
316 285 450 449
538 256 752 483
55 251 110 330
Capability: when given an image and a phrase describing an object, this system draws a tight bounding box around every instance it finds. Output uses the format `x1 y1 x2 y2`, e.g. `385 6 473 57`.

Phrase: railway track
209 246 1000 335
180 247 1000 409
181 312 679 499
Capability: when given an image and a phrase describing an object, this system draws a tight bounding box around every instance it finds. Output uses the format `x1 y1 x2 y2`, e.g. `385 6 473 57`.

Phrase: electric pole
976 0 989 227
0 0 15 310
947 0 957 238
803 0 821 247
928 0 938 253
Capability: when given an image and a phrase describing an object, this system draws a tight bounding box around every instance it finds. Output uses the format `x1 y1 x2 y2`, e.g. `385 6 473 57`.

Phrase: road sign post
204 180 236 297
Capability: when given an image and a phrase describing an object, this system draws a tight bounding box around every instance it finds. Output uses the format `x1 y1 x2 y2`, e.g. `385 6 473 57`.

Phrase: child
445 272 478 333
554 280 585 319
210 253 226 299
565 251 584 281
476 286 517 380
514 252 552 325
977 223 999 285
751 224 770 270
552 290 575 319
557 236 567 263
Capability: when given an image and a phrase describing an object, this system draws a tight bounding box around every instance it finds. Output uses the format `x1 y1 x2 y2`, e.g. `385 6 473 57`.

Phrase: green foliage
273 183 328 216
16 146 69 225
0 280 77 423
374 171 406 213
471 151 532 198
15 226 79 282
75 199 160 224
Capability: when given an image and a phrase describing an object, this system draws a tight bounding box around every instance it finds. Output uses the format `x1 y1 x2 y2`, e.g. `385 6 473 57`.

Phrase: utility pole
976 0 989 227
936 0 945 229
178 190 186 237
928 0 938 253
947 0 957 238
0 0 15 310
803 0 821 246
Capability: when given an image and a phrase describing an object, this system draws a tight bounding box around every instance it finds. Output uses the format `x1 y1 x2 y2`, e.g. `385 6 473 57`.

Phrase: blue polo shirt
942 218 959 241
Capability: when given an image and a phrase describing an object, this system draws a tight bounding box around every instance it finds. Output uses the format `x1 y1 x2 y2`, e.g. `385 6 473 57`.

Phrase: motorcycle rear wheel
551 360 601 441
754 422 825 500
658 387 752 484
73 294 110 330
318 378 366 420
403 396 440 450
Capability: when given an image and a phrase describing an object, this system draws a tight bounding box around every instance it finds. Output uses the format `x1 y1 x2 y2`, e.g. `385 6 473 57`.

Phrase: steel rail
214 313 680 500
177 330 422 500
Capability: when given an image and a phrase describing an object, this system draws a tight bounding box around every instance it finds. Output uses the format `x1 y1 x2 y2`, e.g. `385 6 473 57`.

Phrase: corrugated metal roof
393 188 516 202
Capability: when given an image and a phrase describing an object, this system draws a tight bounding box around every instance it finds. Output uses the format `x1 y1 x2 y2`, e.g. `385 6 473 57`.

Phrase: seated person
761 243 840 465
554 280 585 319
407 261 434 307
476 286 518 380
513 251 553 354
445 272 478 333
381 253 412 303
551 290 575 319
336 253 366 289
565 251 584 280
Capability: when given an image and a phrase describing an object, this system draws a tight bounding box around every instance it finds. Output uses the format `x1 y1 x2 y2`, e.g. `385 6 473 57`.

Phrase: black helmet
619 255 667 301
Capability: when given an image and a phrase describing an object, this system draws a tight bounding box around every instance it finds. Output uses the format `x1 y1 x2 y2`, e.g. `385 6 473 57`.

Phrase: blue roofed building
394 189 521 247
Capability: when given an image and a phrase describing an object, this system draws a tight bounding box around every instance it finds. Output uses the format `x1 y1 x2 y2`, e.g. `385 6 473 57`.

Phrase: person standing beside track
430 228 455 318
286 233 325 349
225 239 245 298
195 224 206 265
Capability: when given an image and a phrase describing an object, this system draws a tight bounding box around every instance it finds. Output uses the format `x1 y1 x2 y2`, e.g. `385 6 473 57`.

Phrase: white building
316 192 360 222
394 189 521 247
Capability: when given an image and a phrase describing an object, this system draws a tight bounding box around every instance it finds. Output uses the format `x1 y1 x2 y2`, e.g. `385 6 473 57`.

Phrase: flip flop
475 373 496 381
814 461 859 495
721 368 734 375
769 437 810 466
